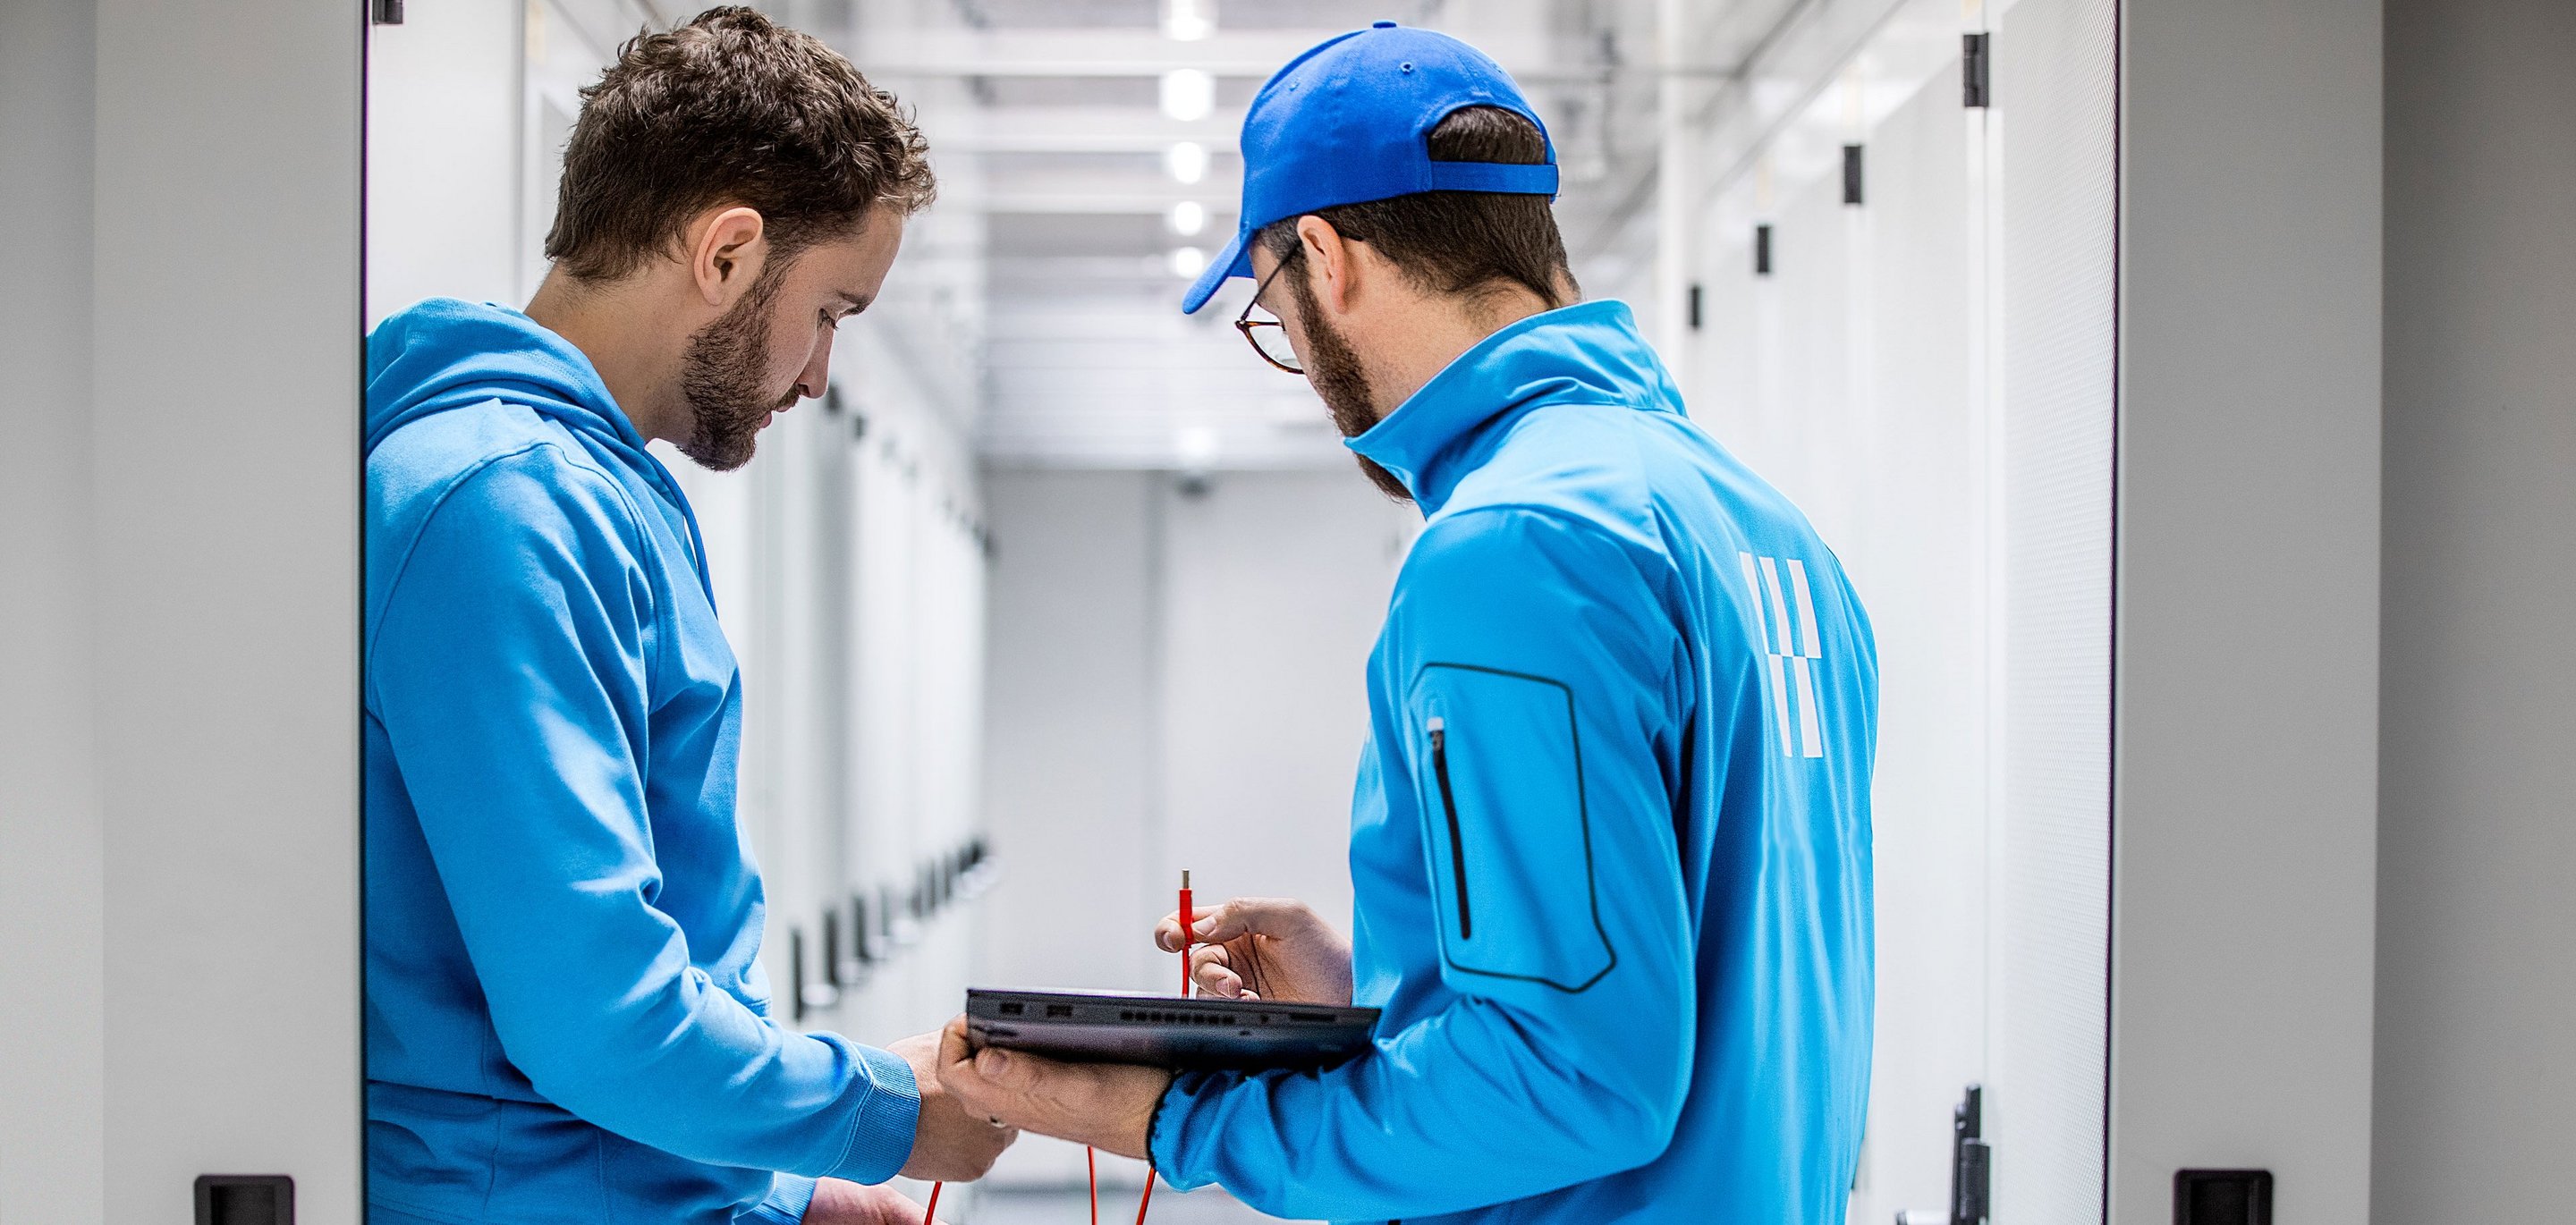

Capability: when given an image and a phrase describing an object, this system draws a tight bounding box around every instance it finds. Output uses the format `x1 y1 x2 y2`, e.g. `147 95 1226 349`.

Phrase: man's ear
1295 215 1356 317
690 206 767 308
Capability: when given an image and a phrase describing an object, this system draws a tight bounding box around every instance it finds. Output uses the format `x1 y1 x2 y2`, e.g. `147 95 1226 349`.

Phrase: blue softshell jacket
362 300 919 1225
1149 301 1878 1224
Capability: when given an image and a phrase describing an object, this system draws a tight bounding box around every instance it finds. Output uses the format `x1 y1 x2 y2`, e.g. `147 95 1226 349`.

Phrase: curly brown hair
544 5 936 283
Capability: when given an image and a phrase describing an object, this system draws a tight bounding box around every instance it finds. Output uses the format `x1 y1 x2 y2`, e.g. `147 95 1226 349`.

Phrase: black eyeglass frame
1233 258 1302 375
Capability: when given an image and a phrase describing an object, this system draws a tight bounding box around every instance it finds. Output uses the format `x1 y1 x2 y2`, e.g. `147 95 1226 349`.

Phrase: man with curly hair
363 10 1006 1222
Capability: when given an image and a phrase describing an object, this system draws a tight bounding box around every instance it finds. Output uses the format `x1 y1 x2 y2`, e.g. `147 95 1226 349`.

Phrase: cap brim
1180 230 1252 315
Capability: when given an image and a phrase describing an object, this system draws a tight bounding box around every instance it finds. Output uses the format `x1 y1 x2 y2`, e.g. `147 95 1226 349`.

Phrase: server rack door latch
2174 1169 2273 1225
1755 224 1774 276
791 926 809 1021
1688 283 1704 331
1949 1084 1991 1225
1962 33 1991 107
196 1174 293 1225
851 893 878 966
1843 144 1866 206
822 908 845 989
370 0 404 25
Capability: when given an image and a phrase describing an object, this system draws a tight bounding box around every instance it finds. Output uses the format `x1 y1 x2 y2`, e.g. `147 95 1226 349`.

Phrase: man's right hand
1153 896 1354 1006
886 1030 1017 1181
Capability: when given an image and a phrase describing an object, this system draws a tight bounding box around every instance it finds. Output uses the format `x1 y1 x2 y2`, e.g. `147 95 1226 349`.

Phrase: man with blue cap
941 21 1878 1225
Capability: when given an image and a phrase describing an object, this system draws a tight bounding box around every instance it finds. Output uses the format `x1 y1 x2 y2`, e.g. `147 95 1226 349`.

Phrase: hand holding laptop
936 1014 1173 1160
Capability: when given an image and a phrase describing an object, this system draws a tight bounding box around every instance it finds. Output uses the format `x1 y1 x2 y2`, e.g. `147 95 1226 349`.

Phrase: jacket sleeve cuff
818 1040 923 1185
1148 1069 1227 1191
738 1173 818 1224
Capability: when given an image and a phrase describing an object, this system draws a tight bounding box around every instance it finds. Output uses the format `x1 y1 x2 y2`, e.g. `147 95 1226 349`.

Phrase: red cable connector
1177 870 1195 998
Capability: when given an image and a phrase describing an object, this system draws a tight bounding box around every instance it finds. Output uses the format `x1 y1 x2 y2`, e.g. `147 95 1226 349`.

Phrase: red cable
925 1155 1146 1225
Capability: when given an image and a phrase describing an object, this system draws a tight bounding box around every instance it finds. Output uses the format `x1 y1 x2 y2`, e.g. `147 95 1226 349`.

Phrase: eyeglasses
1234 259 1303 375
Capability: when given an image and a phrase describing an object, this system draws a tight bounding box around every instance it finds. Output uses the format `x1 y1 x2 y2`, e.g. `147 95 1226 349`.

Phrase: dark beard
1286 268 1413 503
674 261 795 472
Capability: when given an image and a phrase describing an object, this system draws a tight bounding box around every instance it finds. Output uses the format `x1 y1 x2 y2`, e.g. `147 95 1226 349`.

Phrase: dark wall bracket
1950 1084 1991 1225
196 1174 293 1225
1963 32 1992 107
2174 1169 2273 1225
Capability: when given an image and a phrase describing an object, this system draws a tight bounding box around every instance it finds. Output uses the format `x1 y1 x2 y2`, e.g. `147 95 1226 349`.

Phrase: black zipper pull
1427 717 1472 941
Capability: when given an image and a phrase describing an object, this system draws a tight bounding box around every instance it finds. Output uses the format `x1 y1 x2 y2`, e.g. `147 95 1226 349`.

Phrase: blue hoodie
1148 301 1879 1224
363 300 919 1225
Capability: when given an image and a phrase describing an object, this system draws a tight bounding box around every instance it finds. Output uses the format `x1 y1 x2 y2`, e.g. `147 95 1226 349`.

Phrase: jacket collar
1345 300 1670 513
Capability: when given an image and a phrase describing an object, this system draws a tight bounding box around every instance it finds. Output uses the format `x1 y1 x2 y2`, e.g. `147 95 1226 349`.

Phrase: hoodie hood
366 297 708 588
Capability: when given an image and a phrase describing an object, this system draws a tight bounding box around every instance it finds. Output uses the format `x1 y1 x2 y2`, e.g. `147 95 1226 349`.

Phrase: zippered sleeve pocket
1412 663 1617 993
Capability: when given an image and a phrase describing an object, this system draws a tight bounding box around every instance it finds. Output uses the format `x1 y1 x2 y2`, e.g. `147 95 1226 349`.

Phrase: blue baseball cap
1179 21 1559 315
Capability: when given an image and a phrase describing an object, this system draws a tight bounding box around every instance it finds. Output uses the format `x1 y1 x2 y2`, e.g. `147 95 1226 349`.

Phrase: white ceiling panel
816 0 1682 469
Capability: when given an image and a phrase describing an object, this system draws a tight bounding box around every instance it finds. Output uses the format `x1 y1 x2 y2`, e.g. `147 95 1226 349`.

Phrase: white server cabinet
1691 4 2027 1217
1688 0 2383 1218
1987 0 2120 1216
2112 0 2383 1218
2 0 369 1220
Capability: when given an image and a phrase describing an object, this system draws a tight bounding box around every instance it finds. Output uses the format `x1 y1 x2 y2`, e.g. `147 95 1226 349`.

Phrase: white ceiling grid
796 0 1675 470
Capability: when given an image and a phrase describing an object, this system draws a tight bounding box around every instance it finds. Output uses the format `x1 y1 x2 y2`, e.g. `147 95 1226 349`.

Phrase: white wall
978 471 1160 1001
2374 0 2576 1218
0 2 106 1221
1157 474 1415 951
979 468 1411 992
2113 0 2385 1218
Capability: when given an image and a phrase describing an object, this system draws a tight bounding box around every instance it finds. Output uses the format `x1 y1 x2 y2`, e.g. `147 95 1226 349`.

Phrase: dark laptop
965 988 1380 1070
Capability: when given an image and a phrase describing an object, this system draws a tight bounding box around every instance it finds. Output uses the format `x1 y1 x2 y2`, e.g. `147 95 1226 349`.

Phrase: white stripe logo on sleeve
1740 552 1828 759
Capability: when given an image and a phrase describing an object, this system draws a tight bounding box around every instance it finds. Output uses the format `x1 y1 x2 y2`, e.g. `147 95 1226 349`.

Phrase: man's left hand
801 1178 936 1225
933 1015 1174 1160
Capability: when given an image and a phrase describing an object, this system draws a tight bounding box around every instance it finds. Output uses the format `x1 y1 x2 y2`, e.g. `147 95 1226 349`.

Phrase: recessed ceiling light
1176 426 1220 468
1165 141 1209 185
1160 69 1214 122
1167 200 1208 237
1169 246 1208 278
1162 0 1214 42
